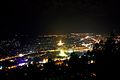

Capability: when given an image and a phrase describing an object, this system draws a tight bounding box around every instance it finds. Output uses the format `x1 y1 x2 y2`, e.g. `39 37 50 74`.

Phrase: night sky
0 0 120 36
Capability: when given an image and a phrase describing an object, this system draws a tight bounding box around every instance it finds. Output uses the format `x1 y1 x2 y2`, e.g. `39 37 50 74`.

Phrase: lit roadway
0 50 59 62
0 53 32 62
0 47 90 62
0 37 98 62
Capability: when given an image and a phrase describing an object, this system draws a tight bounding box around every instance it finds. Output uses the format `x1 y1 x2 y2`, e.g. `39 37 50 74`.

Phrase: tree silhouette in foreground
95 32 120 79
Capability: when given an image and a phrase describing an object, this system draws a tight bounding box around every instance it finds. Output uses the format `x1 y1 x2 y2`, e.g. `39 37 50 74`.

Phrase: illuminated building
59 49 67 57
57 40 68 57
57 40 64 46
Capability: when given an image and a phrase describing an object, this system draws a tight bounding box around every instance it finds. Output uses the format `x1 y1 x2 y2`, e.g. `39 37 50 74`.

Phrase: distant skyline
0 0 120 37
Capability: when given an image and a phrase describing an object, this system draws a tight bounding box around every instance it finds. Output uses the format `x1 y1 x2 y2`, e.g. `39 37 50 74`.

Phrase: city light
0 0 115 77
91 60 94 63
18 54 24 57
0 66 3 70
59 49 68 57
30 61 33 64
18 63 27 66
9 60 14 62
67 49 74 53
57 40 64 46
39 58 48 63
0 33 102 79
8 66 17 69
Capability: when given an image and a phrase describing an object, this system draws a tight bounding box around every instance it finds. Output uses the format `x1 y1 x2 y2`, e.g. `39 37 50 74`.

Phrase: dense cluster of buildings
0 33 104 71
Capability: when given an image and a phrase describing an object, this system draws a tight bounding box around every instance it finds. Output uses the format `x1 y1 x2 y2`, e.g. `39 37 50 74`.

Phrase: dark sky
0 0 120 36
